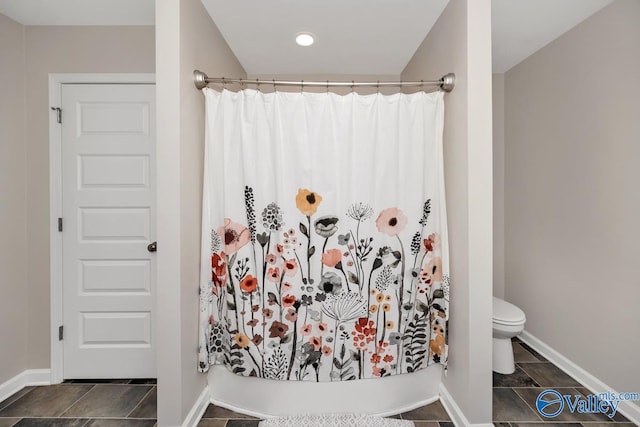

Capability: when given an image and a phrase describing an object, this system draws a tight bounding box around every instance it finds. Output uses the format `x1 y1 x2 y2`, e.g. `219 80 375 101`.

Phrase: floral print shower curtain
198 88 450 382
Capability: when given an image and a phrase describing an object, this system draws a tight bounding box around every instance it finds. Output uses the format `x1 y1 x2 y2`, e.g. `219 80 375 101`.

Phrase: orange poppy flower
240 275 258 293
296 188 323 216
234 333 250 348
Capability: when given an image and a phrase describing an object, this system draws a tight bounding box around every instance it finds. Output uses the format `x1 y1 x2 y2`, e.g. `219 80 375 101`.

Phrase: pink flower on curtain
267 267 281 282
420 256 443 285
283 258 298 276
217 218 250 255
321 249 342 267
375 208 408 236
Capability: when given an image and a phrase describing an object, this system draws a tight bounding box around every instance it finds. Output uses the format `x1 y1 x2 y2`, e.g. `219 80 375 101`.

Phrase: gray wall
403 0 493 423
0 13 28 386
0 20 154 382
155 0 246 423
24 26 155 369
504 0 640 393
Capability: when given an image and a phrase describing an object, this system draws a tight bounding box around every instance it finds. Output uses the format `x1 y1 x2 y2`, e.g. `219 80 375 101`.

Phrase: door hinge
58 325 64 341
58 217 63 232
51 107 62 124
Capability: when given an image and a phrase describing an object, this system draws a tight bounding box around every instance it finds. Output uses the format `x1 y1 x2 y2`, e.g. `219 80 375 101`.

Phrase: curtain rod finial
440 73 455 92
194 70 208 90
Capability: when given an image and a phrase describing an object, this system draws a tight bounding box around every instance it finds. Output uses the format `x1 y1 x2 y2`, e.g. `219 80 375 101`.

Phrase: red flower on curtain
211 252 227 291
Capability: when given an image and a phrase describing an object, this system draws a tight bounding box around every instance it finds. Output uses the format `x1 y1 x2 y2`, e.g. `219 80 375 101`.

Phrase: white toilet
492 297 526 374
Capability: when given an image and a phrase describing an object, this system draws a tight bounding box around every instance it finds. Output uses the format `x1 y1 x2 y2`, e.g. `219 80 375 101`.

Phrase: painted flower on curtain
199 187 449 381
218 219 251 254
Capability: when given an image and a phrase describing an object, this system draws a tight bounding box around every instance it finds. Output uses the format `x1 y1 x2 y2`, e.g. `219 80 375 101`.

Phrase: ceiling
200 0 448 76
0 0 614 74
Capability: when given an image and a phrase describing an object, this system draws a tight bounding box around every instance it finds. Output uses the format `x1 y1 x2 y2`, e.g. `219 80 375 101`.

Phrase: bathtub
207 364 443 418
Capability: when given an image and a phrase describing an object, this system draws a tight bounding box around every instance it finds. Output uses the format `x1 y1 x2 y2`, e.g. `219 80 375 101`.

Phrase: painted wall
402 0 493 423
22 26 155 369
155 0 245 424
493 73 505 298
0 13 28 386
504 0 640 394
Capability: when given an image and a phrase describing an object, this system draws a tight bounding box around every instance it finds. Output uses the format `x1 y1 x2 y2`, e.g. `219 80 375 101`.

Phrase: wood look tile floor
0 341 634 426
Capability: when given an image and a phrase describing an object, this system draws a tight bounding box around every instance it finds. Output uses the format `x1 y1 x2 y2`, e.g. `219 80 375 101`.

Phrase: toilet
492 297 526 374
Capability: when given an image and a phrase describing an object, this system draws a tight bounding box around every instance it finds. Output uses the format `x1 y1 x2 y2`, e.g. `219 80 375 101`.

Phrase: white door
61 84 156 378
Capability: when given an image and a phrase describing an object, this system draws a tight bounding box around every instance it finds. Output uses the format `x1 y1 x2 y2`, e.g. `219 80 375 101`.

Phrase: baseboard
182 386 210 427
439 383 494 427
0 369 51 404
520 330 640 425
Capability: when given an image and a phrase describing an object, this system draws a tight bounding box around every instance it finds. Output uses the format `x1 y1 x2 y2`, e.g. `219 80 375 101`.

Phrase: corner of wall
401 0 493 424
492 73 505 299
156 0 246 425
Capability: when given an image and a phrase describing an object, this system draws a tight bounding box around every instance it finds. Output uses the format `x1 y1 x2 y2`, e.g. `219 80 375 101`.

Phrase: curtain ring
420 80 424 91
326 80 329 93
376 80 380 93
351 80 355 93
239 78 245 90
273 79 276 93
222 77 226 90
301 80 304 93
256 78 260 92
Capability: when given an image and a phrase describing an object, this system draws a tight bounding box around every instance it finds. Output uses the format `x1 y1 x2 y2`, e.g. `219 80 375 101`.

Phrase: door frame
48 73 156 384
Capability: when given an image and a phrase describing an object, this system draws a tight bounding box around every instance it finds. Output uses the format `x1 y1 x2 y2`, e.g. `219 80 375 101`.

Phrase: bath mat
258 413 414 427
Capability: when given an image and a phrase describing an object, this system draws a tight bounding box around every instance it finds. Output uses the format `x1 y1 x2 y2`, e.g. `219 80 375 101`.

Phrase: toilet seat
493 297 526 325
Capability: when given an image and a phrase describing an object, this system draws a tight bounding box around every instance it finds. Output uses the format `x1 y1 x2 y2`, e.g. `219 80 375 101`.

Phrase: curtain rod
193 70 455 92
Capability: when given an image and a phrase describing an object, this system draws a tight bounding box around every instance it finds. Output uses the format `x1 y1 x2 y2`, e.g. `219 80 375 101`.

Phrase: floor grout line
57 384 97 417
125 385 155 418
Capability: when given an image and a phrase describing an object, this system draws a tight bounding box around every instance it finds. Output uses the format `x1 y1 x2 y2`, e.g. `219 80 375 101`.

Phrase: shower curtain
198 88 449 382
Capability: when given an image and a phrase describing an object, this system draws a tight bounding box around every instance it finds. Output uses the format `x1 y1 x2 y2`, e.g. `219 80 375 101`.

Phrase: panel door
61 84 156 378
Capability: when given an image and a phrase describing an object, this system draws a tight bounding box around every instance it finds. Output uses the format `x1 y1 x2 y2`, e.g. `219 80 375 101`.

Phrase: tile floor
492 338 635 426
0 379 157 427
0 339 635 426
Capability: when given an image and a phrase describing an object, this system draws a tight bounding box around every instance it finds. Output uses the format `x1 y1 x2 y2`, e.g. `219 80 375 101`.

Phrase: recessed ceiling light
295 33 315 47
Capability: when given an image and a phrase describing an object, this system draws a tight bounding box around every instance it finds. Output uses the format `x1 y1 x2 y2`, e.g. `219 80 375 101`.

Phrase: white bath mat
258 413 414 427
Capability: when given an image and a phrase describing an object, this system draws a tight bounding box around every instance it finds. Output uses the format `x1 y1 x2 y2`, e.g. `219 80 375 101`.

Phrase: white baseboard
439 384 494 427
182 386 210 427
520 330 640 425
0 369 51 404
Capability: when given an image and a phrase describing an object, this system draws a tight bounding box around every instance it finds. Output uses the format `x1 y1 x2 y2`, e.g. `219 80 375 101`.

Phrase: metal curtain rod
193 70 455 92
